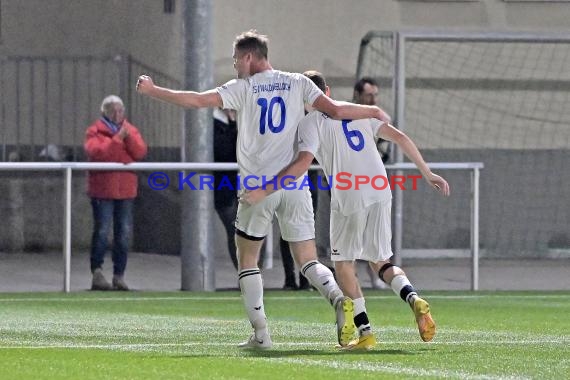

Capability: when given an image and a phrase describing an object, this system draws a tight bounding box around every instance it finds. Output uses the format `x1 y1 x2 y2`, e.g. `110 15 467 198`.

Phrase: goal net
357 31 570 257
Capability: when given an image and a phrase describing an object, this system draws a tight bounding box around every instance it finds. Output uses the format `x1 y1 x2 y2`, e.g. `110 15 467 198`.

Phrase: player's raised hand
136 75 154 95
426 173 450 196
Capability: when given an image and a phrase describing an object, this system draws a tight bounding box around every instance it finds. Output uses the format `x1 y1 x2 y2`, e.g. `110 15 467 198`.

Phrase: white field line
0 309 567 345
0 322 566 347
0 341 534 380
0 338 567 350
264 357 531 380
0 294 568 303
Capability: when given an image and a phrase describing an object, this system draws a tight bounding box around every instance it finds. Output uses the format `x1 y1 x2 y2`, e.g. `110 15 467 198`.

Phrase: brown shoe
91 268 112 291
112 275 130 291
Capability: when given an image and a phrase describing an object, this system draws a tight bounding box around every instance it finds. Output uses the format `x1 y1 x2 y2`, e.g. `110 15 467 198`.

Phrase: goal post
356 31 570 285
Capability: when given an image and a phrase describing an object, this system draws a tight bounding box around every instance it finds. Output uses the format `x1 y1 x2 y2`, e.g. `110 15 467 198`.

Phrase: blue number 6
257 96 286 134
342 120 365 151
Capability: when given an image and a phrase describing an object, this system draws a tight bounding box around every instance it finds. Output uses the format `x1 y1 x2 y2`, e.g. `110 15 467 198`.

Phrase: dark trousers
215 203 239 270
90 198 133 275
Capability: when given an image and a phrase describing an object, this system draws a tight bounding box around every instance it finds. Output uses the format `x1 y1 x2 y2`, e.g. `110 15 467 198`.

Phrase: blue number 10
257 96 286 134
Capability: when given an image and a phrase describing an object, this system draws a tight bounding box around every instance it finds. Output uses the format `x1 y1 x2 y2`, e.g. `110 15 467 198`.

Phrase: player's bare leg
236 232 272 349
370 260 436 342
366 262 388 289
290 239 356 346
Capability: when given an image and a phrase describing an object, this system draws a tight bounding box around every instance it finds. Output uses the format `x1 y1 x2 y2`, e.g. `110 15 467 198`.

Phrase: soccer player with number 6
136 30 390 349
241 70 450 350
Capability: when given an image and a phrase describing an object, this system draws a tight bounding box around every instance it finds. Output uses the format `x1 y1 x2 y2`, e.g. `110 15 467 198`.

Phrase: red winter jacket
84 118 148 199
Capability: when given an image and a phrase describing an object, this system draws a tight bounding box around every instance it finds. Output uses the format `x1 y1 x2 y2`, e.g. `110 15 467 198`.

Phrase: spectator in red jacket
84 95 147 291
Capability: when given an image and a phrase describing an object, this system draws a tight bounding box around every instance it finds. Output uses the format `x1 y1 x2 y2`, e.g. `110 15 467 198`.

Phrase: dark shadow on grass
165 348 422 359
246 348 416 357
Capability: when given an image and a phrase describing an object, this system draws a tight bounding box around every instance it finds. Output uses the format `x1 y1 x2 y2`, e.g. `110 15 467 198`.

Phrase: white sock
353 297 366 315
301 260 343 306
353 297 372 336
238 268 268 336
390 274 418 306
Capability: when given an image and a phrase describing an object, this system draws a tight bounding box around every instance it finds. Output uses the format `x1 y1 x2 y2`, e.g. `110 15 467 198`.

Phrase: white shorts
235 187 315 242
330 199 393 262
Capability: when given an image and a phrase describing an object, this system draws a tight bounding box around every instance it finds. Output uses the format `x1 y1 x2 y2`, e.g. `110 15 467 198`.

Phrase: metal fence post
63 167 72 293
471 168 480 291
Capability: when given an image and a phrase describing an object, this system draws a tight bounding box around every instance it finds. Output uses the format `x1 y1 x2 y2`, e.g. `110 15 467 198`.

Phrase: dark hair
303 70 327 92
354 76 378 94
233 29 269 59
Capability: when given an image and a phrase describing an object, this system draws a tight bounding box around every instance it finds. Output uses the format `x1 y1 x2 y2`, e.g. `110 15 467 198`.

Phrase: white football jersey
298 111 392 215
217 70 323 183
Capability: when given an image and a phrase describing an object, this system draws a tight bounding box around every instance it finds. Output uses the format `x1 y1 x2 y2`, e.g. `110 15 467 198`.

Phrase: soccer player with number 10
136 29 390 349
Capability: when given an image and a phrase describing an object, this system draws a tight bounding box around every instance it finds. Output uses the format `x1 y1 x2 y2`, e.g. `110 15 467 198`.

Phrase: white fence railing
0 161 483 291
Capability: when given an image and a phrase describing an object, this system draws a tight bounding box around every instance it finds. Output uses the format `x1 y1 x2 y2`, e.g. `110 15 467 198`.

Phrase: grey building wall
4 0 570 96
1 0 569 256
402 149 570 256
0 0 184 78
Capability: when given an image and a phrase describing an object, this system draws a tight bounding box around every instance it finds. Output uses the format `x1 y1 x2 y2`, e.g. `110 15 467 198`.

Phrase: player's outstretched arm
239 151 315 205
136 75 223 109
312 95 391 123
378 123 450 196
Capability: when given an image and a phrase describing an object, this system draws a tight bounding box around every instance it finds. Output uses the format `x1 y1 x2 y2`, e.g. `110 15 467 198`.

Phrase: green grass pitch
0 291 568 379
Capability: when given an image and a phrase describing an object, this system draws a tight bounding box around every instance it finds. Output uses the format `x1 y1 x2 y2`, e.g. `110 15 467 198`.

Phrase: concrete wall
402 149 570 256
4 0 570 98
1 148 568 257
0 0 184 79
3 1 570 149
0 172 91 252
1 0 569 256
211 0 570 99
